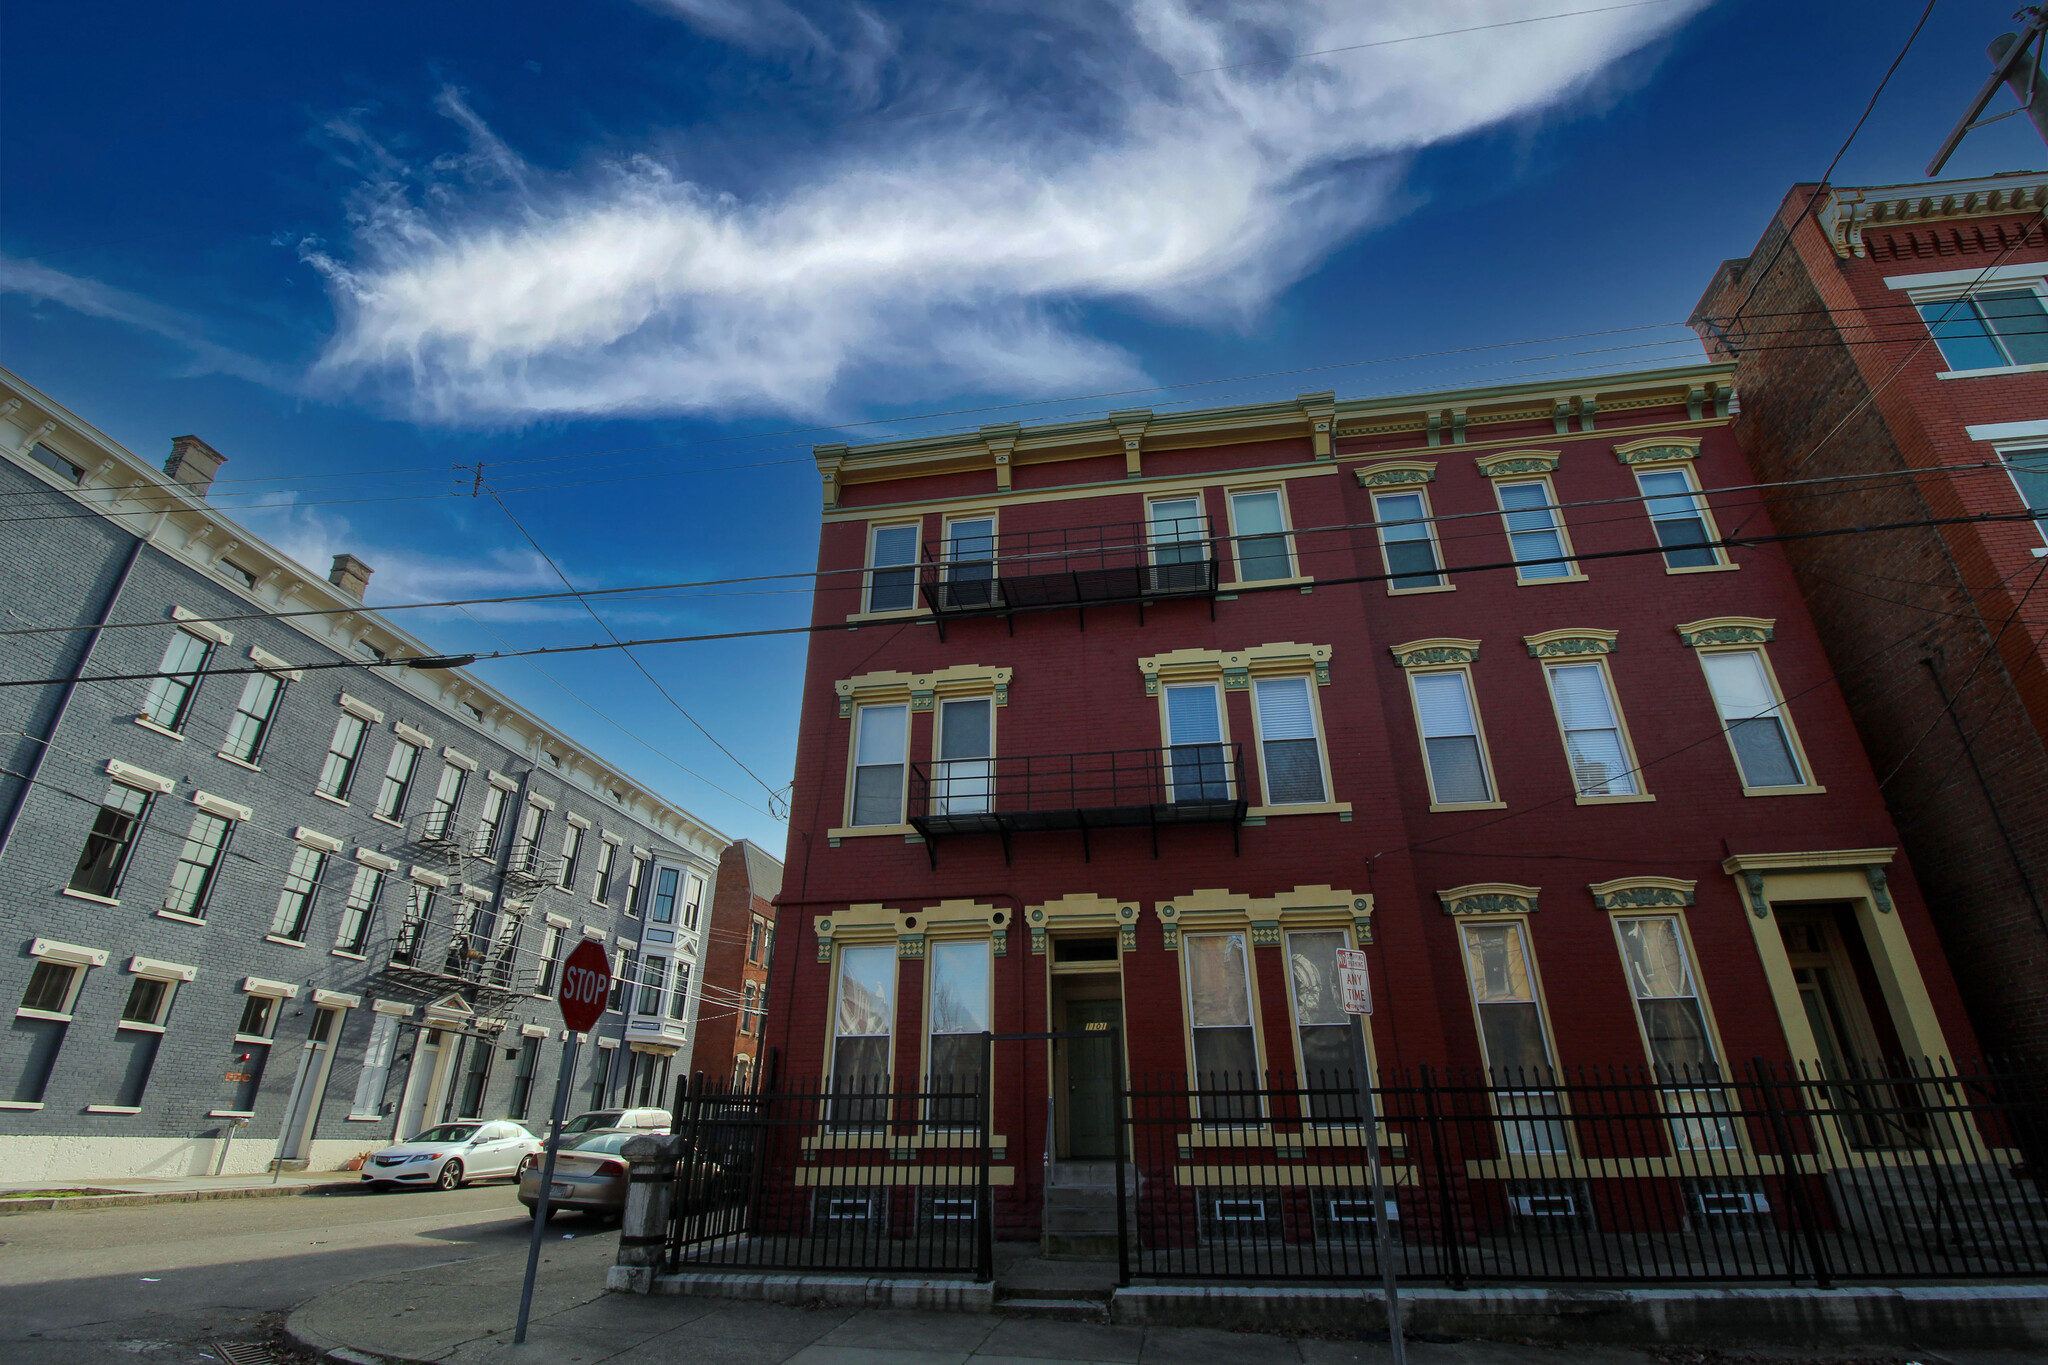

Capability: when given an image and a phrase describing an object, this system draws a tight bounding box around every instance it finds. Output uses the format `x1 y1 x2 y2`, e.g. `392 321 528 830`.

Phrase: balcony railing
917 517 1218 637
502 838 563 891
906 743 1245 864
377 893 551 1012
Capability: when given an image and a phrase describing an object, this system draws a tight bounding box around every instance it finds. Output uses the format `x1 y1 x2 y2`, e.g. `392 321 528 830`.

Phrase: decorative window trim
1138 641 1332 695
460 883 493 902
1613 436 1703 467
1022 894 1136 956
1885 261 2048 302
836 663 1012 717
191 791 252 822
1387 637 1478 668
1474 449 1560 477
106 759 175 794
1155 886 1371 953
355 848 401 872
861 519 926 618
1352 459 1436 487
408 866 449 887
248 646 303 681
582 926 608 942
443 746 478 772
814 899 1010 962
521 1023 551 1039
528 794 556 812
312 989 361 1008
241 976 298 999
599 829 624 846
1523 629 1617 659
566 812 592 831
170 606 233 646
31 937 109 968
486 770 520 792
1491 471 1587 584
393 722 433 748
1587 877 1697 911
371 999 414 1017
338 693 385 724
1369 483 1452 596
1437 883 1540 916
128 955 197 982
293 826 343 853
545 912 573 929
1675 616 1774 648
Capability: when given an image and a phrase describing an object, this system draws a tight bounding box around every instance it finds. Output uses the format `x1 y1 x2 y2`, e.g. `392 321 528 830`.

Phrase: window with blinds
867 524 919 612
1373 490 1443 589
1409 671 1491 804
1229 489 1293 582
1496 480 1573 579
1636 467 1722 570
934 697 993 814
1699 650 1804 788
1253 676 1325 804
1544 663 1637 796
1165 683 1230 801
851 704 909 825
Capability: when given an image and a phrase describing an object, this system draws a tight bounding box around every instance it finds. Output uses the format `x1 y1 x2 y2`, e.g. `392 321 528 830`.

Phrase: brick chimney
328 553 374 601
164 435 227 498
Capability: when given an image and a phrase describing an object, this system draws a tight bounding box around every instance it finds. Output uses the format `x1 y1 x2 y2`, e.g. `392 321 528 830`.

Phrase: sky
4 0 2045 853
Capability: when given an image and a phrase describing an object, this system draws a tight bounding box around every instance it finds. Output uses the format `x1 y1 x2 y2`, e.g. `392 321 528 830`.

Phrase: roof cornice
1815 172 2048 259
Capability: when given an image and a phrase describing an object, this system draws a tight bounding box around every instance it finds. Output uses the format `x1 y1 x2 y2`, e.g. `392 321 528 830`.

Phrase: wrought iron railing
502 838 562 890
917 516 1218 631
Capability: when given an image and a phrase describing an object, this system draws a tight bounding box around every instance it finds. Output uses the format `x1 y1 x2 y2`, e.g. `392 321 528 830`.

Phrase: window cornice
1587 877 1697 911
836 664 1012 717
1675 616 1774 648
1388 637 1479 669
1024 894 1138 955
1155 885 1371 951
1613 436 1702 467
1137 641 1332 695
1475 449 1560 478
1523 628 1617 659
815 899 1010 960
1354 459 1436 488
1437 882 1540 916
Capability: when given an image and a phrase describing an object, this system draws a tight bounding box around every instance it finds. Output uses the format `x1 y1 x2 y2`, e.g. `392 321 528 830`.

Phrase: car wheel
437 1160 465 1191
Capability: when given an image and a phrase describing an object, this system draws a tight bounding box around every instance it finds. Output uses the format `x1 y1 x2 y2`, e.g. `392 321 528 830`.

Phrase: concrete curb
0 1181 357 1215
284 1306 397 1365
617 1267 994 1313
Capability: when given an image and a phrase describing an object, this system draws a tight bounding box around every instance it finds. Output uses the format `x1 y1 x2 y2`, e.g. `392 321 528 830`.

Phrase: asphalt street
0 1179 578 1365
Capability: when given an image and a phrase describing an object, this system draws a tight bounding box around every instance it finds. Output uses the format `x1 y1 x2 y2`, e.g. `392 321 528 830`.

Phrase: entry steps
1041 1160 1135 1260
994 1235 1119 1324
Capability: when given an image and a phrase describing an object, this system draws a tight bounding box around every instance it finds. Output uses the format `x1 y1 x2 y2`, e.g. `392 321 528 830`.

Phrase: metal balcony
917 517 1218 638
501 838 563 893
375 897 548 1015
413 808 473 864
906 744 1246 865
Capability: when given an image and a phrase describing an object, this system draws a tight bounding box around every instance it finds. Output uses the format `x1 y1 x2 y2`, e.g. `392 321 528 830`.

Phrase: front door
396 1029 443 1139
1065 999 1120 1159
280 1007 341 1160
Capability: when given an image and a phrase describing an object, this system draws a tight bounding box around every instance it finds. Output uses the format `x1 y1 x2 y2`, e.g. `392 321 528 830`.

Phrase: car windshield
560 1113 618 1135
566 1131 636 1155
410 1124 480 1144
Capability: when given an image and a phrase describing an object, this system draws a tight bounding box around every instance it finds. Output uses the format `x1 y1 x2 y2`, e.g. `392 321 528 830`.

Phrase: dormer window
217 559 258 589
30 443 83 483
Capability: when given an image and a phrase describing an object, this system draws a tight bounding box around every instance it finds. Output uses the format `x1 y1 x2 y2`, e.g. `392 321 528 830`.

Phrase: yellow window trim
1391 650 1504 810
1473 449 1561 478
1023 893 1138 956
1674 617 1774 648
1490 470 1583 584
1353 459 1436 488
1387 637 1478 668
1437 883 1540 916
836 664 1012 717
1531 646 1652 802
1523 629 1617 658
1451 912 1575 1159
1244 668 1338 812
1137 641 1332 695
1366 482 1448 596
1683 639 1823 796
814 899 1009 962
1612 436 1703 466
1154 885 1373 951
1588 877 1697 911
1224 482 1301 585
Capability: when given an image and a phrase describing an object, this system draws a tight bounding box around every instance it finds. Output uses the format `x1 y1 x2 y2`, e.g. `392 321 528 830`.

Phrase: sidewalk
286 1236 2041 1365
0 1168 354 1214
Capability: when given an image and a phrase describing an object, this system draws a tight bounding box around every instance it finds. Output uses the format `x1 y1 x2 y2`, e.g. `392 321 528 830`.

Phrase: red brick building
688 839 781 1090
1693 173 2048 1057
760 360 1981 1233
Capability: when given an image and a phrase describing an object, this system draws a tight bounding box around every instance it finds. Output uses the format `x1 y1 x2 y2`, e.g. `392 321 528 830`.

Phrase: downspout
0 535 149 863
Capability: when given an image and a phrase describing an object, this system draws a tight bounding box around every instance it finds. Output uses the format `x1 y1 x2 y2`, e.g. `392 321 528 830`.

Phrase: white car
360 1121 543 1191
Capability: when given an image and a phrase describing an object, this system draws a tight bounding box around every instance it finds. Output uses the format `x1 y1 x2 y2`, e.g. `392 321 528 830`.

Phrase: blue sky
4 0 2043 851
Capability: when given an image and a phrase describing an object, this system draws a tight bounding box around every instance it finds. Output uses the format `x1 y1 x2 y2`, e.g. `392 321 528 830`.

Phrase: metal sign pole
514 1032 581 1344
1337 947 1403 1365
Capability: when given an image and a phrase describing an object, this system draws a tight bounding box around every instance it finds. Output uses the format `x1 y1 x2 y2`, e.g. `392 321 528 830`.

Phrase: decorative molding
1023 895 1136 956
1437 882 1540 916
544 912 573 929
31 937 109 968
1523 629 1618 659
241 976 298 998
191 791 253 822
248 646 303 681
1353 459 1436 488
170 606 233 646
837 664 1012 717
1389 637 1479 669
442 746 478 771
486 770 520 792
528 794 556 812
1155 886 1368 950
1137 641 1332 696
1587 877 1697 911
1675 616 1775 648
1613 436 1702 467
1474 449 1560 478
813 899 1008 962
312 989 361 1008
106 759 175 794
393 722 433 748
337 693 385 724
408 866 449 887
355 849 401 872
1299 391 1337 460
371 999 414 1017
293 827 342 853
1721 848 1897 919
460 883 493 902
521 1023 551 1039
1818 176 2048 258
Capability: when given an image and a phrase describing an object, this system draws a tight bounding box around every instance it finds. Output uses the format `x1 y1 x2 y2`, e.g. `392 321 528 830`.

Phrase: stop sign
557 938 612 1033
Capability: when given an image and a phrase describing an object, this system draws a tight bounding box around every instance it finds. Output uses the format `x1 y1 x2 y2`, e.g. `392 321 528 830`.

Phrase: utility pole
1928 7 2048 175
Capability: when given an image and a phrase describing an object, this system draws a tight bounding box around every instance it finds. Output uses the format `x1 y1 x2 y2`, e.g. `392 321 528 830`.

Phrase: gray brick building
0 367 728 1181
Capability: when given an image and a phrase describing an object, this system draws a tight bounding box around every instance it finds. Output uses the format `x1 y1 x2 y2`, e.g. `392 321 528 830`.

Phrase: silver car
517 1128 635 1220
361 1121 543 1191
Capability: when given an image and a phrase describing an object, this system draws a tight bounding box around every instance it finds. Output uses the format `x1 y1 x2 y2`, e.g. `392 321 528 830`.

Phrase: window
374 741 421 820
486 913 523 987
507 1037 540 1120
142 631 213 731
537 923 564 993
593 840 617 901
1495 480 1575 580
1919 289 2048 370
624 855 646 916
943 516 996 607
926 939 991 1126
317 713 369 799
741 982 758 1034
587 1045 614 1110
1997 447 2048 545
69 783 152 899
426 762 467 840
1252 676 1326 805
636 955 666 1015
13 960 82 1104
1286 930 1368 1121
830 945 895 1126
105 975 177 1107
1699 650 1807 790
749 917 766 964
1635 466 1723 570
22 960 83 1015
391 884 436 966
682 873 705 931
1543 662 1639 798
1185 932 1259 1122
270 846 327 940
559 822 585 890
1147 496 1209 589
668 960 691 1019
1409 671 1493 805
237 992 278 1039
334 865 386 954
1229 489 1294 582
1373 490 1444 590
121 975 173 1026
163 811 233 919
475 784 509 858
352 1013 400 1119
608 950 634 1011
1614 915 1738 1150
1458 920 1567 1155
850 704 909 826
220 672 283 763
1165 683 1231 801
932 697 993 815
649 866 679 923
29 442 83 483
217 559 258 589
866 523 919 613
513 802 548 874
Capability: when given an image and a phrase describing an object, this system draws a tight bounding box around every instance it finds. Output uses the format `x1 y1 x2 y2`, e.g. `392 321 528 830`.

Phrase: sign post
1336 947 1404 1365
514 939 612 1345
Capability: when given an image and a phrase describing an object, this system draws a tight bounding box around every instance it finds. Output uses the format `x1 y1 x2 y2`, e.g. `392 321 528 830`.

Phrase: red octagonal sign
557 938 612 1034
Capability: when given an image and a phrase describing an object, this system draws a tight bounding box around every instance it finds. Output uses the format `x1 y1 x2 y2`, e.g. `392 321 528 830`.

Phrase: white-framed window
1228 488 1294 582
142 630 213 732
637 955 667 1016
334 865 386 954
220 672 284 763
21 958 88 1017
536 923 565 994
317 713 369 799
1994 445 2048 547
648 865 680 924
120 973 178 1027
932 697 994 815
1164 682 1232 801
1251 675 1327 805
270 846 327 940
68 783 153 899
741 982 757 1035
163 811 234 919
1613 914 1739 1151
830 944 896 1127
850 703 909 826
1635 465 1726 571
1185 931 1260 1123
1285 928 1370 1122
593 839 618 901
558 822 585 890
1918 287 2048 371
426 762 467 840
1372 489 1445 591
390 884 436 966
1458 919 1568 1156
374 740 422 820
865 522 920 613
1698 648 1810 791
1495 479 1577 581
624 854 646 916
667 960 691 1020
926 939 992 1127
1147 494 1210 593
474 784 509 859
1543 661 1640 798
942 515 996 607
350 1013 401 1119
682 871 705 930
29 441 83 483
1408 670 1494 806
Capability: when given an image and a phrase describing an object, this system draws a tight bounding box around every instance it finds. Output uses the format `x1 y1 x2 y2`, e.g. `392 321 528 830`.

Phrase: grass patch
0 1188 118 1199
